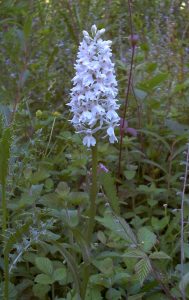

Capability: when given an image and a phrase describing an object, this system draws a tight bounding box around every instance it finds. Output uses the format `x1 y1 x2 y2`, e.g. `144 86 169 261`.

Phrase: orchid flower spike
68 25 120 147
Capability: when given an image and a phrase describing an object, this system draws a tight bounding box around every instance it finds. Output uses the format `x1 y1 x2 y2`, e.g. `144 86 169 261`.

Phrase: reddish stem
118 44 135 178
117 0 136 179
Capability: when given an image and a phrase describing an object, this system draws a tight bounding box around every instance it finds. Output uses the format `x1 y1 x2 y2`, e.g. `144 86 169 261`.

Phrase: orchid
68 24 120 147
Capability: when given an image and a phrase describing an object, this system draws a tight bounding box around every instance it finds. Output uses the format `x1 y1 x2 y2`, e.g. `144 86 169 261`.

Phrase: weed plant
0 0 189 299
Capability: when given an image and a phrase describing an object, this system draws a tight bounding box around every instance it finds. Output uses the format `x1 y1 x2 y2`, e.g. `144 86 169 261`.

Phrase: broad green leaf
179 272 189 292
128 293 146 300
35 257 53 275
149 251 171 260
96 251 122 259
112 272 131 285
96 213 137 245
124 170 136 180
53 267 67 282
89 274 111 288
138 73 168 92
123 249 145 259
33 283 50 298
85 286 102 300
145 62 157 73
93 258 114 275
55 181 70 198
34 274 53 285
61 209 79 227
97 231 106 244
30 168 50 184
184 243 189 259
151 216 170 231
135 258 152 285
137 227 156 252
67 191 89 205
134 88 147 100
106 288 122 300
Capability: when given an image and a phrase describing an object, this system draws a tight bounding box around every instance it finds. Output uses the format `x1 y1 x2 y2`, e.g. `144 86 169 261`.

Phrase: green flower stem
87 143 98 244
81 143 98 299
2 184 9 300
2 184 7 236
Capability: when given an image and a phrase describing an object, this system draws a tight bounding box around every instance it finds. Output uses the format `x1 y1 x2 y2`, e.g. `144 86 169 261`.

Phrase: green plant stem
2 184 7 235
2 184 9 300
81 264 90 300
82 143 98 299
87 143 98 244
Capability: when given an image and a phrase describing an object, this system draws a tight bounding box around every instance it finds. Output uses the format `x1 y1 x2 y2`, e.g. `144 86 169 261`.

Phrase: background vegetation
0 0 189 299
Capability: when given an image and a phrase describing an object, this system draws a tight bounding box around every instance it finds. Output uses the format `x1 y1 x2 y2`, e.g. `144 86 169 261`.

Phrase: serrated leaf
149 251 171 260
89 274 111 288
151 216 170 231
106 288 122 300
137 227 156 252
53 267 67 282
93 257 114 275
85 286 102 300
35 257 53 275
112 272 130 285
96 213 137 245
30 168 50 184
35 274 53 285
124 170 136 180
33 283 50 297
135 258 152 285
55 181 70 198
123 249 145 259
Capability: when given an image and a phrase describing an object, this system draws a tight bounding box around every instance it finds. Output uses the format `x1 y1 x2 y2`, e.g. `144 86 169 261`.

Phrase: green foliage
137 227 157 252
0 0 188 299
135 257 152 286
35 257 54 276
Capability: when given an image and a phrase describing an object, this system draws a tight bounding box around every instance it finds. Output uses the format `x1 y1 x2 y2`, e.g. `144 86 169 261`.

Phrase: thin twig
118 45 135 177
118 0 136 179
